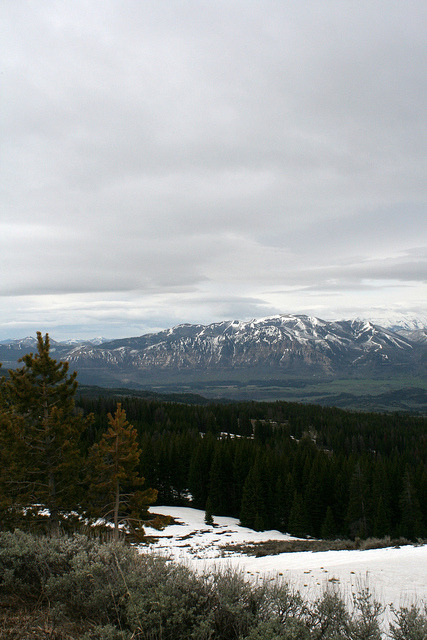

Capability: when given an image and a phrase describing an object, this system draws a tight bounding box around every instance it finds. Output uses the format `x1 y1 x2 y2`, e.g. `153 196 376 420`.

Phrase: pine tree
399 470 424 540
188 434 215 509
207 441 235 517
204 496 214 526
304 454 329 537
273 471 295 532
288 491 308 537
240 463 264 530
372 460 391 538
1 333 92 531
321 506 337 539
346 462 371 539
87 403 157 540
0 368 24 527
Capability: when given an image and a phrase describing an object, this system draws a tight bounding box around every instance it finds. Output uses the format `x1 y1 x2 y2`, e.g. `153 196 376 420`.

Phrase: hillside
1 314 425 409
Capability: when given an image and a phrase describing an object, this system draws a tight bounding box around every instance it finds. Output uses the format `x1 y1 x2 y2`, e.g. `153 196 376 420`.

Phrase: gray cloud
0 1 425 338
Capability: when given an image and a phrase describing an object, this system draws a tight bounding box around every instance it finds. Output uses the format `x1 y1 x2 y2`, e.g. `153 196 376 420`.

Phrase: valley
2 314 424 411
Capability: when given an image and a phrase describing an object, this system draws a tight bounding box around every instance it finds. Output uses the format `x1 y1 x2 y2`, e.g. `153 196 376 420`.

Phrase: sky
1 1 426 340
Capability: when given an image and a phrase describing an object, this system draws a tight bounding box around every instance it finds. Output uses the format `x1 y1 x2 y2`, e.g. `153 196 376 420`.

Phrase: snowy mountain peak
356 312 427 332
1 313 424 385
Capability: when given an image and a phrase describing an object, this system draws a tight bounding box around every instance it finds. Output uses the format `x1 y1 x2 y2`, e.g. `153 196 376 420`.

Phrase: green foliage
347 588 383 640
204 496 214 525
240 459 267 530
0 530 424 639
125 558 213 639
288 491 308 537
0 529 72 601
86 403 157 540
389 604 427 640
81 625 131 640
0 333 92 530
321 506 337 539
2 332 427 541
76 391 427 541
310 590 349 639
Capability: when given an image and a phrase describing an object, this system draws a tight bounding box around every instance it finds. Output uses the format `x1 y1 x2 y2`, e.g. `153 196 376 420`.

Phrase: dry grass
0 601 90 639
221 536 423 557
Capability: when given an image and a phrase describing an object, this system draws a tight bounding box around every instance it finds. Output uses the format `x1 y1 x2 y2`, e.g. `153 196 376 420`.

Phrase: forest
78 392 427 540
1 332 426 541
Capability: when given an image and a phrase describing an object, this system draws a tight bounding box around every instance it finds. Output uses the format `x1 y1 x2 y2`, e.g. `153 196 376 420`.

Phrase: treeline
1 333 426 541
77 394 427 540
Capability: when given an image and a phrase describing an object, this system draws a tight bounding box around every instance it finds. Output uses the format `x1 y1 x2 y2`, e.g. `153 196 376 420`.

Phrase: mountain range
1 315 425 393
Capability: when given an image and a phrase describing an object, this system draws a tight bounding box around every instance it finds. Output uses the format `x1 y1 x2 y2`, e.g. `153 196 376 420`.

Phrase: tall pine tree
1 333 92 531
87 403 157 540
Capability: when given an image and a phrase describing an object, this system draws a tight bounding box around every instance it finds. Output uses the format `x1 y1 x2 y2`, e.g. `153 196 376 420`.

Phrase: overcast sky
1 1 426 340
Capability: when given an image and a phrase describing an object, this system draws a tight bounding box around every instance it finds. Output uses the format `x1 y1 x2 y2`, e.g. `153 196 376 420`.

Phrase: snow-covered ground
144 506 427 624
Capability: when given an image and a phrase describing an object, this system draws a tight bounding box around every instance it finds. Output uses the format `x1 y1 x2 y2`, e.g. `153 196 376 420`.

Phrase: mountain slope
63 314 424 382
1 315 424 391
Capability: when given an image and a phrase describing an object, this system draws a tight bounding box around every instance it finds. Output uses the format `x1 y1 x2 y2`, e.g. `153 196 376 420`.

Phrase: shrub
81 624 131 640
347 587 383 640
257 580 307 626
389 604 427 640
124 555 213 639
0 529 75 601
208 568 266 639
46 538 137 626
310 589 349 639
1 530 426 640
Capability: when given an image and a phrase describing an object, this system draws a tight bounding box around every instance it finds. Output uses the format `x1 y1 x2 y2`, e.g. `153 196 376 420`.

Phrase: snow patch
143 506 427 620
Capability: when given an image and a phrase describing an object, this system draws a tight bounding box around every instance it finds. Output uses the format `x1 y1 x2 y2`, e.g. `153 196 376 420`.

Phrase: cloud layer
1 1 426 339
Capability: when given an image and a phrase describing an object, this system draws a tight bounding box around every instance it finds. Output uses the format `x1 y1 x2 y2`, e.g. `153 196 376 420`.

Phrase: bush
0 529 75 601
310 589 349 639
258 580 306 626
0 530 425 640
347 587 383 640
46 537 137 626
389 605 427 640
207 568 266 639
124 556 213 639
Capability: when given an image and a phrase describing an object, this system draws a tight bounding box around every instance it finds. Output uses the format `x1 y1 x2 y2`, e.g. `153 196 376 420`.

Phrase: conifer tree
321 506 337 539
87 403 157 540
399 470 424 540
207 441 235 516
288 490 308 537
239 461 266 530
204 496 214 526
304 455 329 536
0 367 23 527
1 333 92 531
372 460 391 537
346 462 371 538
188 434 215 509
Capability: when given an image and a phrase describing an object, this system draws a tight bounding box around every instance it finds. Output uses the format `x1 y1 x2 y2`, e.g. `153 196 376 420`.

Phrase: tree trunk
114 479 120 541
49 470 59 535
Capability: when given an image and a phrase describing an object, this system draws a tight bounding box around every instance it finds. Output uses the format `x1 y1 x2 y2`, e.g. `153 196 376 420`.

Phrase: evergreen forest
1 333 426 541
77 392 427 540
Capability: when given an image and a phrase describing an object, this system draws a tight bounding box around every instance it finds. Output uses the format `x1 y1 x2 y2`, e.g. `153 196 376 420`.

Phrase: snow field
143 506 427 626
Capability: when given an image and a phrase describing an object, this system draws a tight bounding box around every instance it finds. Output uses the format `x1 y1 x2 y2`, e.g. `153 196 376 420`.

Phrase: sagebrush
0 531 425 639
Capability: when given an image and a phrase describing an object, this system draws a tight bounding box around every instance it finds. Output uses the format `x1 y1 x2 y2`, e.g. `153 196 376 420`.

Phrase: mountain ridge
1 315 425 391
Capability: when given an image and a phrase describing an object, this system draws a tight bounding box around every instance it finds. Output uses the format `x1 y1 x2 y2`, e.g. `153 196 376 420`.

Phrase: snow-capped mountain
356 312 427 345
356 311 427 332
0 336 41 348
61 314 424 383
1 315 424 385
57 337 108 346
0 336 108 368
